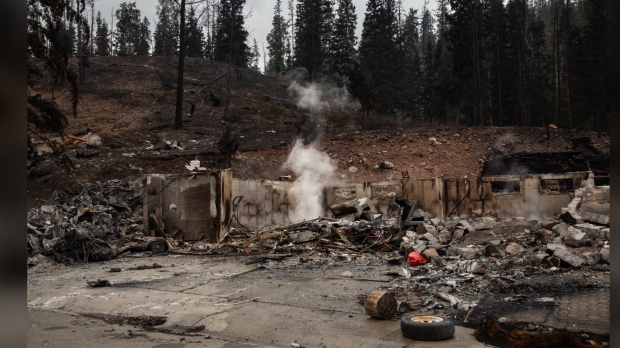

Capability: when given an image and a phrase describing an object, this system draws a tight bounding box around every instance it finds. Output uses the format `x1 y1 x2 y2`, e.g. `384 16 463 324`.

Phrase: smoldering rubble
27 176 609 346
27 178 147 263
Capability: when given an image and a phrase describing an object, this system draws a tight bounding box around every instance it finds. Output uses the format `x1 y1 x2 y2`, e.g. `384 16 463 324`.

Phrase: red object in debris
407 252 427 266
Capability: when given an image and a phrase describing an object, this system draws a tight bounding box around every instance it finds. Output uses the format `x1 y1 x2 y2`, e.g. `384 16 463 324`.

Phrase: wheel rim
151 242 165 254
411 316 444 323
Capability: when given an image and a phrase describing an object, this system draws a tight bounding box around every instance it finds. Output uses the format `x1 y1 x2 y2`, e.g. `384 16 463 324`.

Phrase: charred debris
27 173 609 345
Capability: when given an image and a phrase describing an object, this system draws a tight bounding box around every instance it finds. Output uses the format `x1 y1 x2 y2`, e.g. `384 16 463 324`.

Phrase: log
364 290 397 319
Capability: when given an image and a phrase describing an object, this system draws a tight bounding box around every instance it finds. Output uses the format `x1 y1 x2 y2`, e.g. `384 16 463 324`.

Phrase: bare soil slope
27 56 609 207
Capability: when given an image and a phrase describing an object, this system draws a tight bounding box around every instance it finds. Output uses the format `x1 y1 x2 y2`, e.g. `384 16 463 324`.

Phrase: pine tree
250 38 261 72
266 0 288 75
330 0 357 86
400 8 421 122
213 0 250 67
153 0 179 57
358 0 400 114
95 11 111 56
578 0 609 131
294 0 334 79
135 16 151 55
114 2 143 56
185 5 205 57
446 0 484 126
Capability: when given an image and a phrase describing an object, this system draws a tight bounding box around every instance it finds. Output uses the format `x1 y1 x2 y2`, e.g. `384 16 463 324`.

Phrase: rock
537 229 553 244
341 270 353 278
552 236 564 244
40 205 55 214
444 221 458 231
400 241 427 254
379 161 395 170
348 166 358 173
452 227 465 241
82 133 103 147
505 242 525 255
420 233 438 245
410 209 426 219
563 227 586 247
580 251 601 266
405 230 417 240
580 211 609 226
574 223 606 239
472 220 495 230
546 243 567 252
470 261 486 274
463 230 499 245
416 223 436 235
553 248 585 267
289 231 315 243
542 221 560 230
485 244 502 257
457 220 476 232
558 211 578 225
534 253 549 264
447 244 479 260
436 229 452 244
600 247 609 263
422 248 440 263
552 223 570 238
430 218 442 226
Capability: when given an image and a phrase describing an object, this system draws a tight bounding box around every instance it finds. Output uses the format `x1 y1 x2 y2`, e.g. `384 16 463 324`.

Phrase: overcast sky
94 0 435 69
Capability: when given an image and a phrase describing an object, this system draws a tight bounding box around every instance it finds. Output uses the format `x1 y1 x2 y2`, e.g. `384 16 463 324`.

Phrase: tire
149 240 167 254
400 315 455 341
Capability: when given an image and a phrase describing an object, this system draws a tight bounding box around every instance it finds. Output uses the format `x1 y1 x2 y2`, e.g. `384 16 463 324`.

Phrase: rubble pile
27 178 146 263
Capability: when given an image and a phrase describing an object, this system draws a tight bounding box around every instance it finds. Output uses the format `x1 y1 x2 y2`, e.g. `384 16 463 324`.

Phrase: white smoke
283 139 336 222
282 78 360 223
287 81 361 114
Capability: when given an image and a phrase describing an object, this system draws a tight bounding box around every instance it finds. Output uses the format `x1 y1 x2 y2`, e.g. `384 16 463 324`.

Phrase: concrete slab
28 254 492 348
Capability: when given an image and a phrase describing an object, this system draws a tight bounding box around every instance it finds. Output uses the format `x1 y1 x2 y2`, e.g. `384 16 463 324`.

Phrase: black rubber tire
400 315 455 341
149 240 166 254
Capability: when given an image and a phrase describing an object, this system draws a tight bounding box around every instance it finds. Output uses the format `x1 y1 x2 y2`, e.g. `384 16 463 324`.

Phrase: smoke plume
281 75 360 222
287 80 361 114
283 139 336 222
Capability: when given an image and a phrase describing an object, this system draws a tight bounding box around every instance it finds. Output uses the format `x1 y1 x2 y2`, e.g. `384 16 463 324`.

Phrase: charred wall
231 173 587 229
143 171 232 242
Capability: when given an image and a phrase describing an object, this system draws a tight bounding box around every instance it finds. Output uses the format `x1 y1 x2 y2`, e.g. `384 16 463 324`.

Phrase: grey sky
94 0 435 68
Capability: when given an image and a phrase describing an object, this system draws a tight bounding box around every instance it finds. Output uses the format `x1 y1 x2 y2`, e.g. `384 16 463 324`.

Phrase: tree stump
364 290 397 319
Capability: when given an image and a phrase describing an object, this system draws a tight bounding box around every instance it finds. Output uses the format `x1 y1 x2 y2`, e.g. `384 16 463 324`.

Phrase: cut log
364 290 397 319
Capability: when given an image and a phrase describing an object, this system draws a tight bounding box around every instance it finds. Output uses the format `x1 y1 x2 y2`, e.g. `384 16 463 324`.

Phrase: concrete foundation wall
232 179 294 229
143 171 232 242
232 173 584 229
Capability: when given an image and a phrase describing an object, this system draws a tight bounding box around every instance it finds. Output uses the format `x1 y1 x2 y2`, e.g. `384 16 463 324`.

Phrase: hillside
27 56 610 208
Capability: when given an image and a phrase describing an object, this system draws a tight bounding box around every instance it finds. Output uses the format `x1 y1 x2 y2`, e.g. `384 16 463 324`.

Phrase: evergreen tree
153 0 179 57
577 0 609 131
358 0 400 114
250 38 261 72
95 11 111 56
213 0 250 67
135 16 151 55
114 2 143 56
400 8 422 122
185 5 205 57
266 0 288 75
446 0 484 126
294 0 334 79
330 0 357 86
